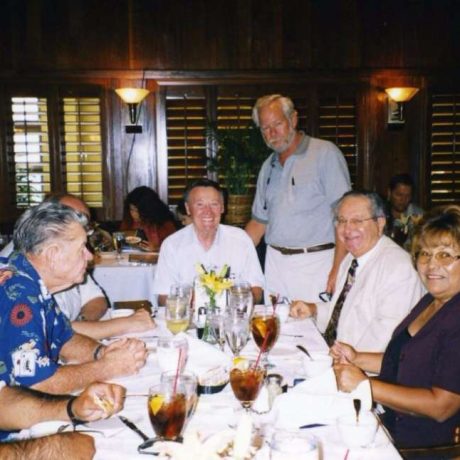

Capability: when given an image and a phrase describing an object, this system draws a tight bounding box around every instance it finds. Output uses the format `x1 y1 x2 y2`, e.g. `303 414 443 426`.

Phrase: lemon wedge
149 394 165 416
233 356 249 371
254 320 267 338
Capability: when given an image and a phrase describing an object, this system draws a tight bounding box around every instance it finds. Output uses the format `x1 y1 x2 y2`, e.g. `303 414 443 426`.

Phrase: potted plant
207 123 270 225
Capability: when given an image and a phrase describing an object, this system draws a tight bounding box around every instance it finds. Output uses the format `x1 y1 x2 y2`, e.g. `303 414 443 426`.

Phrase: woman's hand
333 362 367 393
290 300 317 319
139 240 157 251
330 341 357 364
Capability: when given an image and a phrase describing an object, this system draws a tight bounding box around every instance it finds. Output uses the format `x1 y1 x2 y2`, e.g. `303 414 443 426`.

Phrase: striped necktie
323 258 359 347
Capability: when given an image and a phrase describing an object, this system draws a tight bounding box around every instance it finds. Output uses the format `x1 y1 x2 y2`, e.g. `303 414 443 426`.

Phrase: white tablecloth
92 253 157 309
88 314 402 460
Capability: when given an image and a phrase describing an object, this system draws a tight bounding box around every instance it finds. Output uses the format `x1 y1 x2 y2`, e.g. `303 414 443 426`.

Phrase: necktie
323 258 359 346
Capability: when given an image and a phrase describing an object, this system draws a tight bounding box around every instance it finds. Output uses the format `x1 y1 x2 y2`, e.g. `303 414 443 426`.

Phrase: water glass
157 336 188 373
229 282 253 318
224 314 249 356
270 430 319 459
170 283 192 305
165 295 190 335
112 232 125 259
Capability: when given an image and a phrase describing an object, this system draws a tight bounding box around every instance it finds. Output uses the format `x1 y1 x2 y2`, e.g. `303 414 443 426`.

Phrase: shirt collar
354 236 384 272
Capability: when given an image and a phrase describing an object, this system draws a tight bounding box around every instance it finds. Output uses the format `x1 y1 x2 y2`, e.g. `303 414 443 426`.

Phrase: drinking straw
254 331 269 369
173 348 182 395
270 293 279 313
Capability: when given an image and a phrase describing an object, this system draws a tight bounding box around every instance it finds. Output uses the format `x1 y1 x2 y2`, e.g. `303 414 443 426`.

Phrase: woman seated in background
121 186 178 251
333 205 460 449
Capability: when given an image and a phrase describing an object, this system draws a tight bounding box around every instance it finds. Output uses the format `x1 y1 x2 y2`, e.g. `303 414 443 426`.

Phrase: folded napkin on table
272 368 372 429
176 332 232 379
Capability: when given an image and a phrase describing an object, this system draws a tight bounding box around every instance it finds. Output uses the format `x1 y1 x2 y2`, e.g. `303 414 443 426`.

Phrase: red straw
270 293 280 313
173 348 182 395
254 330 270 369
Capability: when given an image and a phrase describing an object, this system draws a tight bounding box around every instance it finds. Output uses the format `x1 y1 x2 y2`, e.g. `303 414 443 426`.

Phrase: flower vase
201 297 217 345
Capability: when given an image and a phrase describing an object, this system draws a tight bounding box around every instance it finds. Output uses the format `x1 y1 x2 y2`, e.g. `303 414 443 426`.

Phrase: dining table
91 251 158 310
72 309 404 460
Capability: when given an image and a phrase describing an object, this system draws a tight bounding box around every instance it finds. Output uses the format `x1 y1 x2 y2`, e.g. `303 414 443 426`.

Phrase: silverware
353 398 361 424
119 415 150 441
299 423 327 429
296 344 314 361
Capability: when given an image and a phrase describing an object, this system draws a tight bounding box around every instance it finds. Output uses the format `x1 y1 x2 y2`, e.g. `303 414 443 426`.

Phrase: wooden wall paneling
311 0 361 69
281 0 312 69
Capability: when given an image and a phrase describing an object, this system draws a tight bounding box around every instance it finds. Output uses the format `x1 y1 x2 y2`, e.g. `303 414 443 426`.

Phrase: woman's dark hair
412 205 460 257
123 186 177 227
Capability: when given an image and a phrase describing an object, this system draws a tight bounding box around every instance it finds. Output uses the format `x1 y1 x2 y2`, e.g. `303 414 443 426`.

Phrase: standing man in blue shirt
246 94 351 303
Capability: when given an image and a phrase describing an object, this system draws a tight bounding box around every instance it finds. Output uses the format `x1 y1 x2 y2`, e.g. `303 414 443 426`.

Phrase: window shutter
430 93 460 206
60 97 103 208
318 95 357 185
9 97 51 208
166 95 207 204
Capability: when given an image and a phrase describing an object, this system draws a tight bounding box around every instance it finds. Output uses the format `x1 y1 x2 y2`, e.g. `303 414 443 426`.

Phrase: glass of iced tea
161 371 198 422
147 373 197 441
229 359 266 411
251 305 280 368
166 295 190 335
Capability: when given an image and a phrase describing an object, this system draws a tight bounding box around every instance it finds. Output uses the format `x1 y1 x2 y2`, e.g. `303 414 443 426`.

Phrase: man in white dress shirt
290 190 425 352
153 179 264 306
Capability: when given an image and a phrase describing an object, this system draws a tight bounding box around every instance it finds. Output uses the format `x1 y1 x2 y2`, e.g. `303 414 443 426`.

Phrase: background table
92 253 157 308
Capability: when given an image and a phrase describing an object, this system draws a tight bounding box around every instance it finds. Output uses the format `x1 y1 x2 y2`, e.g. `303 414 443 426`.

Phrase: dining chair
400 444 460 459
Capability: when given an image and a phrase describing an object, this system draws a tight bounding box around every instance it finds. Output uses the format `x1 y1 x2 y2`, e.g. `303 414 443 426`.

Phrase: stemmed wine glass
224 314 249 356
229 359 266 412
229 282 253 318
250 304 280 369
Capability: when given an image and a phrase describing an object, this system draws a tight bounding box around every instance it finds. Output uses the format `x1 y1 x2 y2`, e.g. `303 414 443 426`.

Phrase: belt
270 243 335 256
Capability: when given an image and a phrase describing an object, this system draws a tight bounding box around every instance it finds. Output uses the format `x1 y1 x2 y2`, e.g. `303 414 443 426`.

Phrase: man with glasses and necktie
290 190 425 352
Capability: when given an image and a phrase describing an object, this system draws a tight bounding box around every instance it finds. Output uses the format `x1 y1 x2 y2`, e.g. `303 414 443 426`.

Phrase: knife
299 423 328 429
119 415 150 441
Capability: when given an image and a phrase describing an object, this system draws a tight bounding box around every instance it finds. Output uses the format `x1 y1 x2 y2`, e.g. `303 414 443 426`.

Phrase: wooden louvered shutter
430 93 460 206
318 95 358 186
9 97 51 208
166 94 207 204
61 97 103 208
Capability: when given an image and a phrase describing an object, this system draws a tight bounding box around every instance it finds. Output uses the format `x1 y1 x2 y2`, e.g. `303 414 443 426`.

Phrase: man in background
385 173 423 250
246 94 351 302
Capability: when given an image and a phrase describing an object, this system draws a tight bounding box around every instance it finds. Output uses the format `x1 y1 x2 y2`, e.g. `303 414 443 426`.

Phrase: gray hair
252 94 296 127
13 201 89 255
334 190 386 219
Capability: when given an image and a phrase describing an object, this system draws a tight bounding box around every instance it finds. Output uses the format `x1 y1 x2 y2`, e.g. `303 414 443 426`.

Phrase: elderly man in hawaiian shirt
0 202 147 404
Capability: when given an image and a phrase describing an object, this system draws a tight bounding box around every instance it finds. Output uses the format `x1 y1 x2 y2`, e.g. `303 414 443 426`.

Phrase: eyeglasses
334 217 376 227
416 250 460 266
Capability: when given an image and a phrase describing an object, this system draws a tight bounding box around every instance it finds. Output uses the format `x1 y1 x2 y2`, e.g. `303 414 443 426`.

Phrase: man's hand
99 338 147 377
0 268 13 285
72 382 126 421
289 300 317 319
333 362 367 393
123 309 156 333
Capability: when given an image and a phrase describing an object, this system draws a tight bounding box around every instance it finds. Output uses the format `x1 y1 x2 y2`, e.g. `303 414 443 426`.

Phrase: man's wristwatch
66 396 86 425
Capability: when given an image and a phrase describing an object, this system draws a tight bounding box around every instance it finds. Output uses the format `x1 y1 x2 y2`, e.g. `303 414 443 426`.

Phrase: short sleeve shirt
252 133 351 247
0 252 74 388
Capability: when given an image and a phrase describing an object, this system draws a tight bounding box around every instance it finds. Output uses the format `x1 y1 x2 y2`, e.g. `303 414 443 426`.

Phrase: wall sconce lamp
385 87 419 127
115 87 150 134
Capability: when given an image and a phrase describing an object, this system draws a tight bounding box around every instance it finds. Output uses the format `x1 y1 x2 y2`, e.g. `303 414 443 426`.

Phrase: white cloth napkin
177 333 231 378
272 368 373 428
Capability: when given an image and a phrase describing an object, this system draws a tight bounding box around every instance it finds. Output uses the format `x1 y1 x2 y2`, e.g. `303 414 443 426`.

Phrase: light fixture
385 87 419 127
115 87 150 133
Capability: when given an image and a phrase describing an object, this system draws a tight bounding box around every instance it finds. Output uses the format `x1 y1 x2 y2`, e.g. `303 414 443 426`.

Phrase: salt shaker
266 373 283 409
